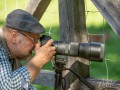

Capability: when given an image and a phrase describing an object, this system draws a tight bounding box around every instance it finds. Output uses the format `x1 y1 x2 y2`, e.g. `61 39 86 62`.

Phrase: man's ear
11 30 18 44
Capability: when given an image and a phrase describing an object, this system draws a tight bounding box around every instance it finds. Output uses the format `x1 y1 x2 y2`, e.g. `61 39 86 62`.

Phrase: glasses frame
18 31 39 44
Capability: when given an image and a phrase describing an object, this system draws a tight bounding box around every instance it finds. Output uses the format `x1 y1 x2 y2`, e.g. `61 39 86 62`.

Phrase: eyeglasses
18 31 39 44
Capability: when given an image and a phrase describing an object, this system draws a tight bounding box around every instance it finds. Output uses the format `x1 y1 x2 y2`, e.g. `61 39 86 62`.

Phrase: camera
40 35 104 62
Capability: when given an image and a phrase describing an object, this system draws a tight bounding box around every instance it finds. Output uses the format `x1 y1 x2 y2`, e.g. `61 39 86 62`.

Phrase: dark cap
6 9 45 34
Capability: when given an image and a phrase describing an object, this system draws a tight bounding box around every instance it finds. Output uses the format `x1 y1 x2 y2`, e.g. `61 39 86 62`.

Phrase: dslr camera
40 35 104 62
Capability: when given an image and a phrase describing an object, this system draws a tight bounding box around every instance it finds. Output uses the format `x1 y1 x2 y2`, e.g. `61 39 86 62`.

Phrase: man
0 9 56 90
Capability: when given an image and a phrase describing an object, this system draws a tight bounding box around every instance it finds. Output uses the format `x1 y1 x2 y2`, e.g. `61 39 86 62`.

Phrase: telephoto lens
40 35 104 62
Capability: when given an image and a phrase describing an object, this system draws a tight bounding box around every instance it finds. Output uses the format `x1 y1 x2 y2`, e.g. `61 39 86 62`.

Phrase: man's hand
26 39 56 82
34 39 56 65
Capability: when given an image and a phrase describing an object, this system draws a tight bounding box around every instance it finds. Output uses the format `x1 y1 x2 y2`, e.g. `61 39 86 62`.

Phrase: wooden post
92 0 120 37
33 70 120 90
24 0 120 89
26 0 51 21
59 0 90 90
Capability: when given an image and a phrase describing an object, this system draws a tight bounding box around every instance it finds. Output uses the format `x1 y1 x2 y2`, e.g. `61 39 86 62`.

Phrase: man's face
15 31 40 60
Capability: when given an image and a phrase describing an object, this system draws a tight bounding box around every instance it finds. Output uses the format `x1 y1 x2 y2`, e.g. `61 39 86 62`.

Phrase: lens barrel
40 35 104 62
79 42 104 62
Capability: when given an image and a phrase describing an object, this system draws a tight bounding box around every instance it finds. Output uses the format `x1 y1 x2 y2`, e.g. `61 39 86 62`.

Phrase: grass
0 0 120 90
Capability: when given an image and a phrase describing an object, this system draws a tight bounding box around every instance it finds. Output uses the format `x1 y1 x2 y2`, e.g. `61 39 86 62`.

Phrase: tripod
54 56 95 90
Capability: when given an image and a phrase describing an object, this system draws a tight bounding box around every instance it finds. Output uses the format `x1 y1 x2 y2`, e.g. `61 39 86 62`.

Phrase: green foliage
33 85 53 90
0 0 120 90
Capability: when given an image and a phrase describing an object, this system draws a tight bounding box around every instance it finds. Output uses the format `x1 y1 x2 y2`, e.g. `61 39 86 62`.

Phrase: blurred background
0 0 120 90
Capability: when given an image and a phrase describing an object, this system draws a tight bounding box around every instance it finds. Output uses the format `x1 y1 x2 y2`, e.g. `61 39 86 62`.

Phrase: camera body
40 35 104 62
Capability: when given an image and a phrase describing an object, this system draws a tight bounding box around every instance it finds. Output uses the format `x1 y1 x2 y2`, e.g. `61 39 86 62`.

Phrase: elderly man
0 9 56 90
